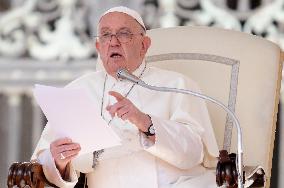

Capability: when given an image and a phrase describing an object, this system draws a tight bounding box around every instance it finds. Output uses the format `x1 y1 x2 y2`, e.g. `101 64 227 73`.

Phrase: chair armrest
7 162 58 188
216 150 265 187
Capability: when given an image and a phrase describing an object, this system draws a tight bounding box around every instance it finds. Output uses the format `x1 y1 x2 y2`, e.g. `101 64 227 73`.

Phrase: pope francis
31 6 219 188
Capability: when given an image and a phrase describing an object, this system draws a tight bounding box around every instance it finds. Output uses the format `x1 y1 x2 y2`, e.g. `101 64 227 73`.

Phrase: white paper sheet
33 84 121 155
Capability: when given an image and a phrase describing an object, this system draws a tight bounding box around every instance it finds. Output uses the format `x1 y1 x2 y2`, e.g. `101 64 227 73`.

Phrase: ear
95 39 101 54
140 36 151 57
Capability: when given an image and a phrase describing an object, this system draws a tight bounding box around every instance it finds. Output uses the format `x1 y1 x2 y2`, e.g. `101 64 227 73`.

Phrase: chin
105 61 127 74
105 67 120 77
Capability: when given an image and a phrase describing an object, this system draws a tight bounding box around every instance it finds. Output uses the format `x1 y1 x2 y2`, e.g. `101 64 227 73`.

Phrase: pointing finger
109 91 124 101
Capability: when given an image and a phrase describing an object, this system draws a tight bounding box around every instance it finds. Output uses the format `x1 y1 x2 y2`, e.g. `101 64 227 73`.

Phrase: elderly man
32 6 219 188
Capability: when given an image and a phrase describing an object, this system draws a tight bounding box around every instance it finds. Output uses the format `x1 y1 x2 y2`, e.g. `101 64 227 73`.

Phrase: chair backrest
145 26 283 187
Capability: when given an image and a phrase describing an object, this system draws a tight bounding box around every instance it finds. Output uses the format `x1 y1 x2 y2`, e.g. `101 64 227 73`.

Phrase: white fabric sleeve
139 116 204 170
37 149 78 188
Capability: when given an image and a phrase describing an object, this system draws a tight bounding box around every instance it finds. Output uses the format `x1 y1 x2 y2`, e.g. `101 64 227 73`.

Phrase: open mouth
110 52 123 58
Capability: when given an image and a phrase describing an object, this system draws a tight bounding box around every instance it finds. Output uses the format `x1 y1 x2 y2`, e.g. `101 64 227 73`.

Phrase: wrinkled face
96 12 151 78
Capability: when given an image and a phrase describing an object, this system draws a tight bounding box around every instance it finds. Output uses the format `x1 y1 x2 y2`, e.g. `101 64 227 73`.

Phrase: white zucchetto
100 6 146 31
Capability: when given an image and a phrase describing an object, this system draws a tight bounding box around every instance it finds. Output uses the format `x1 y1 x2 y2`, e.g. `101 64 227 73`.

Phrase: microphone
116 68 146 85
116 68 244 188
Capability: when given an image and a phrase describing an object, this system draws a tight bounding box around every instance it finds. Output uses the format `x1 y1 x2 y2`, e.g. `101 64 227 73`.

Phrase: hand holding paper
33 84 121 156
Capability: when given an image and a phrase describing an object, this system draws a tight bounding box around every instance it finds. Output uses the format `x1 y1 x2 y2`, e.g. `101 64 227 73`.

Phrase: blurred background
0 0 283 187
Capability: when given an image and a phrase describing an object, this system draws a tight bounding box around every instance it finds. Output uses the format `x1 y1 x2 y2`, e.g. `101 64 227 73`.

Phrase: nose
109 35 120 46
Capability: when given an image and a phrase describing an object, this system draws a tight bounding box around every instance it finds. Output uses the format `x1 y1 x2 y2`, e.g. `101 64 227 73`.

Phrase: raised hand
106 91 152 132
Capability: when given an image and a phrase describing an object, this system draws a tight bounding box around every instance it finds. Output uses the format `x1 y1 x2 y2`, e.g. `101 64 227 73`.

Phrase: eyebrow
99 27 132 33
117 27 131 32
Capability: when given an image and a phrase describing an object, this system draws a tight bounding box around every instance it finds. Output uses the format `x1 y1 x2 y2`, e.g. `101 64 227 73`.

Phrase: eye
117 31 132 38
101 33 111 38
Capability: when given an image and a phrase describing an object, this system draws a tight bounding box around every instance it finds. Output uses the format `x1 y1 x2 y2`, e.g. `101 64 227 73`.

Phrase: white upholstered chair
145 26 283 188
7 26 283 188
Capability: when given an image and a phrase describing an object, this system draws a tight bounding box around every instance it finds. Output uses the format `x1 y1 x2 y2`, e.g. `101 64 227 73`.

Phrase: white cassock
31 60 219 188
